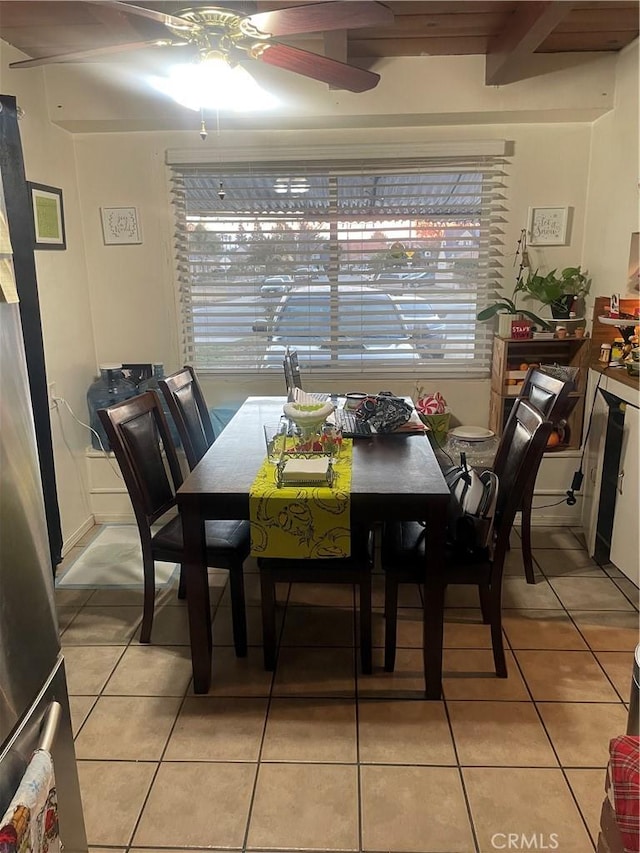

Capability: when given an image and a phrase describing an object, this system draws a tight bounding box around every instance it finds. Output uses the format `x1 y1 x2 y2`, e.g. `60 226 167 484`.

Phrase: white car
260 275 294 297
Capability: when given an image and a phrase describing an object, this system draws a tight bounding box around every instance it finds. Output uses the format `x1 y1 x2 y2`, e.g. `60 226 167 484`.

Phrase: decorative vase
282 400 335 442
498 313 516 338
550 295 576 320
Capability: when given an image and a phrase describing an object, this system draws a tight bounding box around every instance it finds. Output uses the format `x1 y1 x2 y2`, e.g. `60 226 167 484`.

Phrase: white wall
583 40 640 309
1 41 98 549
1 39 637 540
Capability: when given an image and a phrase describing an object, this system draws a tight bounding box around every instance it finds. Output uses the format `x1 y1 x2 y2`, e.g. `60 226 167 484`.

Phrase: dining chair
158 365 215 470
381 398 553 676
98 391 250 652
257 527 374 673
498 367 574 583
283 347 302 398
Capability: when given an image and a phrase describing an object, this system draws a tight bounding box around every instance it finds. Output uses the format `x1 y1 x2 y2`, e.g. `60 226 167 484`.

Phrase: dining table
176 396 450 697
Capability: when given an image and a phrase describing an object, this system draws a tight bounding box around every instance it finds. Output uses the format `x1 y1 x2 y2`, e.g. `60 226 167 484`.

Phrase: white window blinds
170 153 506 377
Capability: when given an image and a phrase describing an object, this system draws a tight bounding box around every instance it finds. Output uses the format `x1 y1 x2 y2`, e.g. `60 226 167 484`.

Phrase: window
170 152 505 377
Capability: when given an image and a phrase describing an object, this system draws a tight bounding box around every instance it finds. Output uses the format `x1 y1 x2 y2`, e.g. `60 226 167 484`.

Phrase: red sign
511 320 532 339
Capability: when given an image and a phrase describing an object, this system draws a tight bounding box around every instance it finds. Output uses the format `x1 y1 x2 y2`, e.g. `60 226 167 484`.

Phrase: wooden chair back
159 365 215 469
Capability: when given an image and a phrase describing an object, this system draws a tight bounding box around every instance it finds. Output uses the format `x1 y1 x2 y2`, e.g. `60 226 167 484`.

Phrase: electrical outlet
48 382 57 408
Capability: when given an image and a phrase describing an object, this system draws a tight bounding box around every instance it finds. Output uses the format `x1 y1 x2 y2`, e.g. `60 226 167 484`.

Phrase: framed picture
100 206 142 245
29 183 66 250
527 206 569 246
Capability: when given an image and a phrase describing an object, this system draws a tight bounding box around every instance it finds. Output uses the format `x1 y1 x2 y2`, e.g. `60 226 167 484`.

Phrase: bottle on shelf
87 363 137 451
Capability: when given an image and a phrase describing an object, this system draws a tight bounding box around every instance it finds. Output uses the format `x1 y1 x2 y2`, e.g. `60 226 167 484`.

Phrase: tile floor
55 525 639 852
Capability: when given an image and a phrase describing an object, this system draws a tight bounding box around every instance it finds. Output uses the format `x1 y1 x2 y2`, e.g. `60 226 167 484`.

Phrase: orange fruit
519 362 529 371
546 431 561 448
507 378 517 385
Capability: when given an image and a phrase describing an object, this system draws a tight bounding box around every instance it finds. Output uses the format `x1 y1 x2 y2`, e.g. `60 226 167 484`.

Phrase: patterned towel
609 735 640 853
0 749 59 853
250 441 353 559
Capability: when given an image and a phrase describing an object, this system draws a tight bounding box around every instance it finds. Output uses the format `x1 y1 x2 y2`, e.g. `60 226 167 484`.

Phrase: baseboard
93 512 136 524
61 515 95 557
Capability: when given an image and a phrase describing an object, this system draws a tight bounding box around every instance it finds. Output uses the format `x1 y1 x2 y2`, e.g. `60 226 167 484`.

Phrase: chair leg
359 573 372 675
259 568 277 671
384 576 399 672
177 565 187 600
140 552 156 644
228 564 248 658
479 583 491 624
488 584 507 678
520 497 537 584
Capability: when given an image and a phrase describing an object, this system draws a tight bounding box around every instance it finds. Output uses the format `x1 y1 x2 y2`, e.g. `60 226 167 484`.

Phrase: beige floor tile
272 647 355 697
549 576 635 611
360 765 474 853
444 609 495 648
595 651 637 699
75 525 104 548
443 649 530 700
516 650 620 701
247 763 358 851
103 645 193 697
164 697 268 761
526 527 585 549
448 701 557 767
502 609 588 650
359 699 456 765
212 605 276 647
603 562 626 579
613 577 639 610
566 768 608 844
60 606 142 645
501 576 564 609
88 588 145 607
370 577 422 608
68 695 96 737
281 606 354 647
74 695 181 760
444 583 481 608
535 548 606 577
286 582 354 608
219 572 268 608
54 588 93 607
464 767 593 853
133 604 191 645
195 647 274 697
78 760 156 846
63 646 125 695
537 702 628 767
262 698 356 762
502 547 543 578
570 527 588 548
56 605 80 633
358 649 427 699
134 762 256 847
570 610 640 652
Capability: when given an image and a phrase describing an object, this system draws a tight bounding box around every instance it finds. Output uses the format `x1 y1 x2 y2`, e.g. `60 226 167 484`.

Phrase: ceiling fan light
151 57 278 112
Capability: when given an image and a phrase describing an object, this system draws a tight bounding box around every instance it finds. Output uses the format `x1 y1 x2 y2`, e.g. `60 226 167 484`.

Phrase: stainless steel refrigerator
0 237 87 843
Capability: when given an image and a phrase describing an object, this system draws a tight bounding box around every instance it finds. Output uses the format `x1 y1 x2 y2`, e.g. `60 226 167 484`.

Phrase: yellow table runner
249 440 353 559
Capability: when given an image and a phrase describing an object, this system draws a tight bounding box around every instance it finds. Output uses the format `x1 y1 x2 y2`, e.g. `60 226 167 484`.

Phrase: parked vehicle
253 284 447 365
260 274 294 297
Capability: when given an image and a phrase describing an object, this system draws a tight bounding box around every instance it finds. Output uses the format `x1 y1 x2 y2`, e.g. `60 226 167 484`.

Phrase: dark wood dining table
176 396 450 697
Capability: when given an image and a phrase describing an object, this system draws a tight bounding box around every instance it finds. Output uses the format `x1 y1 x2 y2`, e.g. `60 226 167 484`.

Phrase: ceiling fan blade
259 42 379 92
88 1 197 33
248 1 394 38
8 39 167 68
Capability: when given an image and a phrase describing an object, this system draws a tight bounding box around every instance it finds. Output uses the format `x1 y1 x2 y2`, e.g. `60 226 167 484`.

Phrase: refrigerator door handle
38 701 61 753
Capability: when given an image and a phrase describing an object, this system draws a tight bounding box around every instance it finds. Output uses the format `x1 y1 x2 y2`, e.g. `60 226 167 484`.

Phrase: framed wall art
527 206 570 246
100 206 142 245
29 183 66 250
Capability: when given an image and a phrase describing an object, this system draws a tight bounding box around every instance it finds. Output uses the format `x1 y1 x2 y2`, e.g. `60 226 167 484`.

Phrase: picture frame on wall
100 206 142 245
29 183 66 250
527 206 570 246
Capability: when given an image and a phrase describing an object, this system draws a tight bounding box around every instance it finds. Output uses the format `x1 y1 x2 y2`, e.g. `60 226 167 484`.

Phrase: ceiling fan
7 1 394 93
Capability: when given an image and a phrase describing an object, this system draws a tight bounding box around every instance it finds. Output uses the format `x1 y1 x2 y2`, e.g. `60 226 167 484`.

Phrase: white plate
449 426 495 442
598 316 638 327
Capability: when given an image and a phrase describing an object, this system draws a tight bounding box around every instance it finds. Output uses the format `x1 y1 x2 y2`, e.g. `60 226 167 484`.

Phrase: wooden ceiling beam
485 1 574 85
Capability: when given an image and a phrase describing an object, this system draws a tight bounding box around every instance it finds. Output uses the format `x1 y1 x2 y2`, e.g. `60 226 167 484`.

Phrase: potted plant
514 266 591 319
477 294 551 334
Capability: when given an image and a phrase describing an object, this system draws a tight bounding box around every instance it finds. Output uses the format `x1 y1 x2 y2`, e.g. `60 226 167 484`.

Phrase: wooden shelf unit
489 336 590 450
